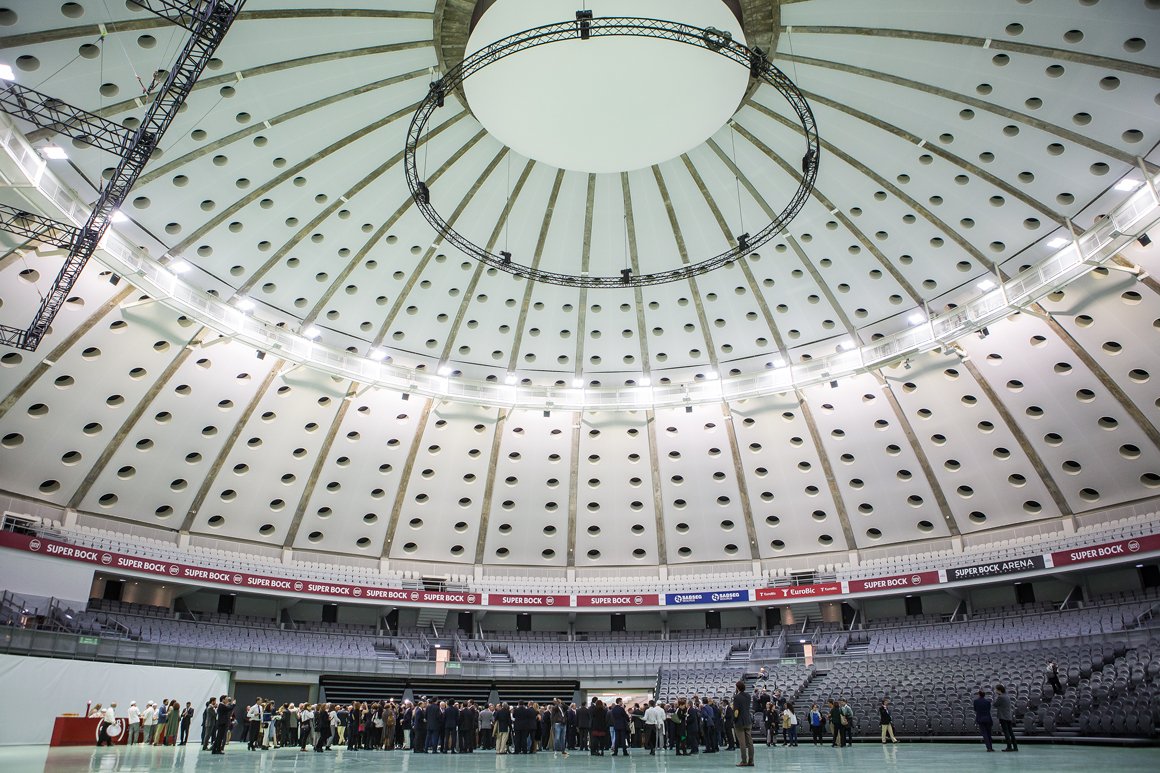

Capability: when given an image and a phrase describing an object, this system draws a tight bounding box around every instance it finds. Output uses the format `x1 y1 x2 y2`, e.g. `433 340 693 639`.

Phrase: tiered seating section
864 591 1159 653
484 629 751 666
798 639 1160 739
5 589 1159 737
656 663 813 704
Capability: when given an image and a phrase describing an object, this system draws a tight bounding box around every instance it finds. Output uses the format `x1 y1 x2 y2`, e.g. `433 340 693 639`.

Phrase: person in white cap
96 702 117 747
127 702 141 745
142 701 157 743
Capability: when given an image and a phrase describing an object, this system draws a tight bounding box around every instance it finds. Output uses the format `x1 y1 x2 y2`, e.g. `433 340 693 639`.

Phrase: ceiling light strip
0 115 1156 411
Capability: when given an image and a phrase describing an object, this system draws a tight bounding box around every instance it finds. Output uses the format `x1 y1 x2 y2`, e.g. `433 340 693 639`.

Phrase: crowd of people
194 685 876 760
91 674 1034 759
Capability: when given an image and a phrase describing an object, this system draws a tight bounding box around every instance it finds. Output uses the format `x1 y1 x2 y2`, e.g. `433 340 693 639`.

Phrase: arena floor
8 742 1159 771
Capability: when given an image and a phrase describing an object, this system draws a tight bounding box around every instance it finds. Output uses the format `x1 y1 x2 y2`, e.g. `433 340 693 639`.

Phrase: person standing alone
879 699 898 744
732 680 754 767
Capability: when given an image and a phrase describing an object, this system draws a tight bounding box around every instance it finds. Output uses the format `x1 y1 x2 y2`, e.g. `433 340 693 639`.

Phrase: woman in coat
673 698 689 755
314 703 331 752
384 703 397 750
589 699 608 756
163 700 181 746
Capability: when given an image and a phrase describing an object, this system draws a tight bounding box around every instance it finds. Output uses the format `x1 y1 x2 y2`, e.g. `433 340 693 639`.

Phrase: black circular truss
404 15 820 288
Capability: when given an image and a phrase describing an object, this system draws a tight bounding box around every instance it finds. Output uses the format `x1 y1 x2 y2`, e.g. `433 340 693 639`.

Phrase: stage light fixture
576 9 593 40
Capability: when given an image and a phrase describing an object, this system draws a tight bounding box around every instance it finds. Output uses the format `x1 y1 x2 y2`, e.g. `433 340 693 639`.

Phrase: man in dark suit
179 701 195 745
201 698 216 750
609 698 630 756
702 698 719 752
412 700 427 752
425 701 444 753
443 701 460 753
733 681 754 767
566 702 578 749
459 701 477 752
576 701 591 751
513 701 533 754
211 696 233 754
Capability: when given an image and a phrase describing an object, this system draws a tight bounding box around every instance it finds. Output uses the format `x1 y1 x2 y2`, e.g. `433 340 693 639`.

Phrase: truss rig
404 13 820 288
0 0 245 351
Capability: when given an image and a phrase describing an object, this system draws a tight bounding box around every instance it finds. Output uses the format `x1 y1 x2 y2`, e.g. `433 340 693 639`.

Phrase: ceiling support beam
471 408 508 566
180 356 283 534
380 397 435 561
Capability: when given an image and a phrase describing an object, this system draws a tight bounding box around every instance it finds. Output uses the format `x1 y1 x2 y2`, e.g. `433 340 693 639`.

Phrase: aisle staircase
792 601 823 628
727 642 753 663
415 606 446 633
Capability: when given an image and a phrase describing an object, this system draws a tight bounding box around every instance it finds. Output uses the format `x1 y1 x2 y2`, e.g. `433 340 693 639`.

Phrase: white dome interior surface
0 0 1158 577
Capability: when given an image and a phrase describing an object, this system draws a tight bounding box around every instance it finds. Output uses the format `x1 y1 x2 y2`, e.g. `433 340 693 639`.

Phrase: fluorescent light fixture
303 326 322 340
976 278 996 291
369 348 388 362
908 312 926 326
836 338 854 351
1046 236 1070 249
1114 178 1141 192
639 377 651 387
504 373 518 385
0 63 15 80
41 145 67 160
169 259 191 274
438 365 453 377
572 377 584 388
703 371 719 381
235 296 255 311
111 210 128 223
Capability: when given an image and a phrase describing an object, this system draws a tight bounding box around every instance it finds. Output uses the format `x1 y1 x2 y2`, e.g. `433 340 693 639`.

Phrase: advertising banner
1050 533 1160 567
847 570 940 594
485 593 571 608
754 582 843 601
946 555 1045 582
575 593 659 607
664 589 749 606
0 531 482 605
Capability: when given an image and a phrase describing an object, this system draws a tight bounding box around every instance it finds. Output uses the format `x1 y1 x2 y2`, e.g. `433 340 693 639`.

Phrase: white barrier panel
0 654 228 745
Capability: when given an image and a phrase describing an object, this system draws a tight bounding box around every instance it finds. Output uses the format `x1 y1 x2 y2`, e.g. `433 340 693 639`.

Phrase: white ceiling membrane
463 0 748 173
0 0 1158 574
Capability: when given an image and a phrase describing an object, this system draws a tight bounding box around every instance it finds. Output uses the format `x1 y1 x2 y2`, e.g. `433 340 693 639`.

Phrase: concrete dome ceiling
0 0 1158 574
